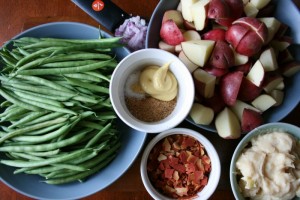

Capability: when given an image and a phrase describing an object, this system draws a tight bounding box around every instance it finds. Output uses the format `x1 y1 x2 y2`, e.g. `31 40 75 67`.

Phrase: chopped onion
115 16 147 51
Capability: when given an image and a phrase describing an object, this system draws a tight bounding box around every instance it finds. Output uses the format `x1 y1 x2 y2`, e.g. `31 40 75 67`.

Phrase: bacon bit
158 153 167 161
175 187 188 197
172 141 181 150
196 159 205 171
162 138 171 151
173 170 179 181
202 155 211 165
185 163 196 174
147 134 211 199
165 168 174 179
187 154 198 164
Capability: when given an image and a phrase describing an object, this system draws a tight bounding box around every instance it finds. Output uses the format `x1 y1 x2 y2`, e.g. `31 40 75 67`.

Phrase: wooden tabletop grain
0 0 299 200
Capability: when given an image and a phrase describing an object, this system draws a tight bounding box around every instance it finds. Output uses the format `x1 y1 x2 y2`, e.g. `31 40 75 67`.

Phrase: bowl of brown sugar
109 48 194 133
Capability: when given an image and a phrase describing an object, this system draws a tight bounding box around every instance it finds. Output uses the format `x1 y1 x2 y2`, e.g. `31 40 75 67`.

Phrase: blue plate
0 22 147 200
146 0 300 133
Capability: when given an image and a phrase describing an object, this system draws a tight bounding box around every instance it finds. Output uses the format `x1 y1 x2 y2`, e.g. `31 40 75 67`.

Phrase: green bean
85 122 111 148
64 77 109 94
12 120 74 143
3 82 98 104
13 52 112 71
27 149 60 157
20 123 64 136
0 148 94 168
0 128 91 152
16 47 57 68
25 112 67 126
44 142 120 183
0 100 12 108
12 90 64 108
15 75 74 93
84 71 110 82
42 60 99 68
3 86 72 102
64 73 102 82
38 37 121 44
16 47 30 56
15 163 88 175
22 41 79 49
18 97 77 115
8 111 48 129
0 107 28 121
78 120 104 130
0 117 68 144
0 88 42 112
15 59 117 75
10 152 44 161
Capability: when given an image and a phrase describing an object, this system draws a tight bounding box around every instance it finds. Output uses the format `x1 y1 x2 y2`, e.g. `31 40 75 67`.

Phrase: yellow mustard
139 62 178 101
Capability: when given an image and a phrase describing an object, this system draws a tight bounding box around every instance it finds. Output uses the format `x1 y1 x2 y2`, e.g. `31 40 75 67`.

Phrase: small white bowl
230 122 300 200
140 128 221 200
109 48 194 133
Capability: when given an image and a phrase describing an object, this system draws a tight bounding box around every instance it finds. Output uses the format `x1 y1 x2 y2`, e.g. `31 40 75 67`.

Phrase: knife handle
72 0 130 33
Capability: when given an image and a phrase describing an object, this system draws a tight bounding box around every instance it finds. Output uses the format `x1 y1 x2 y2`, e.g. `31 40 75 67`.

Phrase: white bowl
140 128 221 200
230 122 300 200
109 48 195 133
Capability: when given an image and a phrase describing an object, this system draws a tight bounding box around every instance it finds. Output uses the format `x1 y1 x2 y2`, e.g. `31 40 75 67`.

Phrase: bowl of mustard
109 48 195 133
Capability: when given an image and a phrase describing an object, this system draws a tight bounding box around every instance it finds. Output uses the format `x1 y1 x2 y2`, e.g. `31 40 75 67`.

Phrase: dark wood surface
0 0 299 200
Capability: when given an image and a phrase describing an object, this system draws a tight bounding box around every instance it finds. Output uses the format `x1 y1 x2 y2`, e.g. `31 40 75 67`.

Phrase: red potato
203 88 226 113
262 71 283 93
207 0 232 19
225 24 249 50
277 49 294 65
202 28 226 41
280 61 300 77
158 40 176 53
208 40 234 69
162 10 185 29
208 0 243 27
224 0 244 19
238 77 263 102
226 17 268 56
193 68 216 98
257 3 276 18
220 71 244 106
203 65 229 77
241 108 264 133
183 20 196 30
233 60 252 75
160 19 184 45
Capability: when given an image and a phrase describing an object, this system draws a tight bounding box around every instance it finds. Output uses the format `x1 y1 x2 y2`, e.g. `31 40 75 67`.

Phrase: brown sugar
125 96 177 122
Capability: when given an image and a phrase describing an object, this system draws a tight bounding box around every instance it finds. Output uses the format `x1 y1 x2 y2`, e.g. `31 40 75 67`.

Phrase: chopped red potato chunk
147 134 211 199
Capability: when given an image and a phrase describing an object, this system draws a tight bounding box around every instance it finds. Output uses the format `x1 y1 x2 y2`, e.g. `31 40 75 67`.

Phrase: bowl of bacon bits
140 128 221 200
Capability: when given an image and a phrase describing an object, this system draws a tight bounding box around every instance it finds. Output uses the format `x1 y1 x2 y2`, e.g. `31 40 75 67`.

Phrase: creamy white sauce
236 132 300 200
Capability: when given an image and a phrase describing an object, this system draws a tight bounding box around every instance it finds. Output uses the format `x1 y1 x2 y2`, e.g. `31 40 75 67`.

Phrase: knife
71 0 130 33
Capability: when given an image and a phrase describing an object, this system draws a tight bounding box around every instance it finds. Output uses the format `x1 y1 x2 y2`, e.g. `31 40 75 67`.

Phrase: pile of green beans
0 36 123 184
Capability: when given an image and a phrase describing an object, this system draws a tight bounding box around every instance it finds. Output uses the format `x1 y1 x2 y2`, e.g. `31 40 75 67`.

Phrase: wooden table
0 0 299 199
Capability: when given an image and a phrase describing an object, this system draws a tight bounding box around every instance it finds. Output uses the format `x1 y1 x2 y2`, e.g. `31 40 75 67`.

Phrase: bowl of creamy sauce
230 122 300 200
